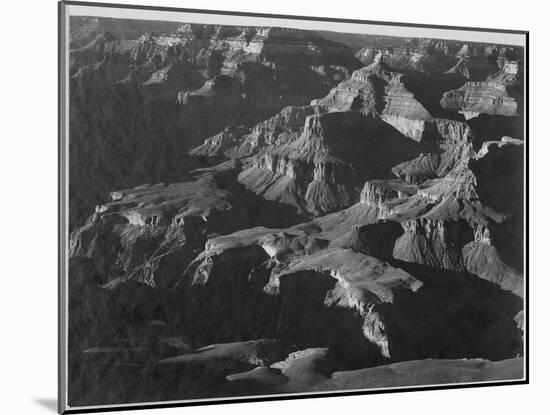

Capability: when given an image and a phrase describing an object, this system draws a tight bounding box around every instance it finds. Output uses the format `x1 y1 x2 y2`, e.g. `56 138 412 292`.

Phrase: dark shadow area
402 72 466 119
386 260 523 361
468 114 524 148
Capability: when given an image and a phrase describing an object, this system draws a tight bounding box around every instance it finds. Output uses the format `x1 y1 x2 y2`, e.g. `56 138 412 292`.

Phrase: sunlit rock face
441 81 519 119
66 18 525 407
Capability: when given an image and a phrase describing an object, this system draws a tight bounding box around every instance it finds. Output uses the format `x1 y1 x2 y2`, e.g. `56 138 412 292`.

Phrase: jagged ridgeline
67 16 525 406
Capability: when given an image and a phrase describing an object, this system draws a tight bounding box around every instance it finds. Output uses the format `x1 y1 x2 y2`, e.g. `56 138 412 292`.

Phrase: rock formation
66 18 525 407
68 19 361 229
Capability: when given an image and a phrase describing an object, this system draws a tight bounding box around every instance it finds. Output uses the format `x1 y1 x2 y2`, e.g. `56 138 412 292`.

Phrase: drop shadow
34 398 57 412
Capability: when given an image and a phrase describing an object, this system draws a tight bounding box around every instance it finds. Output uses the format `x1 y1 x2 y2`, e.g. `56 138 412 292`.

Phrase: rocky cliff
68 19 361 230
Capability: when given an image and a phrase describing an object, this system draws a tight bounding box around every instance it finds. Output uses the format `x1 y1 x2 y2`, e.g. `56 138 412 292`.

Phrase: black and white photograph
6 0 550 413
57 1 529 412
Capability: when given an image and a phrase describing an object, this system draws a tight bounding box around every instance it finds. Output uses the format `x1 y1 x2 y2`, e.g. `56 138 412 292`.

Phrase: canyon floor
66 16 525 407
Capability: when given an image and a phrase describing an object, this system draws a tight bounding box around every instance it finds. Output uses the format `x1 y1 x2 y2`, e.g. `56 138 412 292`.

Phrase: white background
0 0 545 413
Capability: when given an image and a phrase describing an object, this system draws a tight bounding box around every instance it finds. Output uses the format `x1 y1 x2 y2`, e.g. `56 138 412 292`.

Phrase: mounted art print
59 1 528 413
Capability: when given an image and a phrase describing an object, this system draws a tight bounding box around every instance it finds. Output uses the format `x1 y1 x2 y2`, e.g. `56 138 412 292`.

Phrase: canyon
66 17 525 407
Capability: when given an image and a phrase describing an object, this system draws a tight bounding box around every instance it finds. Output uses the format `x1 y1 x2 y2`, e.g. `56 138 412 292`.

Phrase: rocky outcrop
159 339 292 368
178 231 421 361
171 221 521 365
360 180 417 205
354 40 524 127
227 351 523 394
462 241 523 297
68 22 361 230
69 161 310 289
70 176 238 290
441 55 523 120
192 57 453 217
185 48 523 295
236 111 423 216
441 81 519 119
393 218 469 271
313 57 472 144
314 56 437 141
391 153 441 184
355 136 523 294
192 105 321 159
